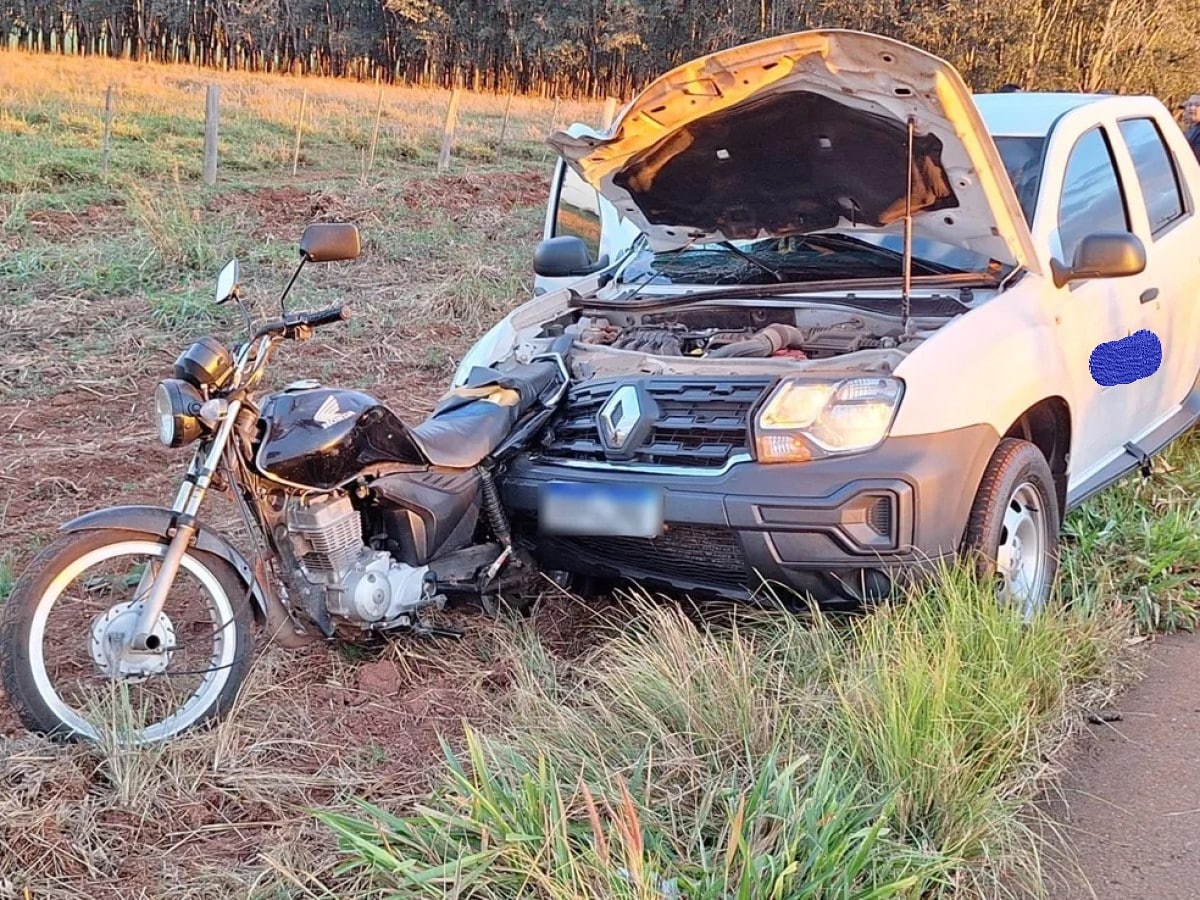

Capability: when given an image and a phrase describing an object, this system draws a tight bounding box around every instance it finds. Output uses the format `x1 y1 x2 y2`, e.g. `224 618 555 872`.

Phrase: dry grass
0 598 620 898
0 50 604 189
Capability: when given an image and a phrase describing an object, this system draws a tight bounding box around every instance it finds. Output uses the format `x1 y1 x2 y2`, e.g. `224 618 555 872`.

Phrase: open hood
547 30 1039 273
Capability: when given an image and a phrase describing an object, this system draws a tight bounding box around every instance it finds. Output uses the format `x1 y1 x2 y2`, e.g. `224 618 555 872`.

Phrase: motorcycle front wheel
1 529 255 744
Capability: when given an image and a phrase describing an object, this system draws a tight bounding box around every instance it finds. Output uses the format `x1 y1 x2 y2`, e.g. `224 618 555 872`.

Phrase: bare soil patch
212 185 366 240
25 202 127 240
402 170 551 224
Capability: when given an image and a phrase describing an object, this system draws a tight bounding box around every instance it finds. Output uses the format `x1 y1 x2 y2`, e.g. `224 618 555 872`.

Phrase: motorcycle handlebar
301 305 350 329
252 305 349 341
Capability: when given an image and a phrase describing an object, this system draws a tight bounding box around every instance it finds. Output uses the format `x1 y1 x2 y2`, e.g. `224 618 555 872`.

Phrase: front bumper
502 423 999 606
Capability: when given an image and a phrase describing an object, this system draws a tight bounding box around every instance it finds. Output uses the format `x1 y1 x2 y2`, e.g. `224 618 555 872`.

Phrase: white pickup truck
454 29 1200 616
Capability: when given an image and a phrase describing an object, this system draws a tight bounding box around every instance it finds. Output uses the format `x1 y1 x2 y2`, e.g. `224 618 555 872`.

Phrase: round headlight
154 379 206 448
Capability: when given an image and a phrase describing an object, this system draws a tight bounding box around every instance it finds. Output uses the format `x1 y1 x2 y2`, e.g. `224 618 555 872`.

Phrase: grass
0 557 14 603
1060 429 1200 633
318 569 1129 897
0 47 585 401
0 50 602 194
311 439 1200 898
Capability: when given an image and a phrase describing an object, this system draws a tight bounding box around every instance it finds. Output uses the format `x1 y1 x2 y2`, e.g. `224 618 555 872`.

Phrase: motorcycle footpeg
412 619 465 640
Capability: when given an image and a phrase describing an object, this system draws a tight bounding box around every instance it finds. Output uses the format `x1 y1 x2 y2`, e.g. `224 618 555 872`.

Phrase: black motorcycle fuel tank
256 387 426 491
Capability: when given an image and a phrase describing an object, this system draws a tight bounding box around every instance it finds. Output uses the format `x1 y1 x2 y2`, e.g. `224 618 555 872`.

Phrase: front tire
962 438 1061 619
1 529 255 744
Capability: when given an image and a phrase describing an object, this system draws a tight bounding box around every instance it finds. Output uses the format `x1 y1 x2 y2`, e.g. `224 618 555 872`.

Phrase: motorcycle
0 223 570 744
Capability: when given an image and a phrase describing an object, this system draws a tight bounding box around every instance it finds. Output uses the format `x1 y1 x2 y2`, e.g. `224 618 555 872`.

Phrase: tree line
2 0 1197 106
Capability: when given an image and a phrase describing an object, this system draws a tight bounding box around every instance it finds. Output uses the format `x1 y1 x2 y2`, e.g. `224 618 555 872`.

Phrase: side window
1118 117 1186 235
1057 127 1129 264
554 166 602 260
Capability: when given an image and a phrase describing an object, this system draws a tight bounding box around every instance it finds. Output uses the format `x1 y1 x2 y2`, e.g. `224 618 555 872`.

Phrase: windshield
994 136 1046 226
618 232 1008 288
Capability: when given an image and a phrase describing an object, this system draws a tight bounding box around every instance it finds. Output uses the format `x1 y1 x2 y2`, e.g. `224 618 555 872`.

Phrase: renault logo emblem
598 385 641 451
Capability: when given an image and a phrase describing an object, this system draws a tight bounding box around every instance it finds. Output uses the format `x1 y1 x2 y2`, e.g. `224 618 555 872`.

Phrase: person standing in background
1185 95 1200 163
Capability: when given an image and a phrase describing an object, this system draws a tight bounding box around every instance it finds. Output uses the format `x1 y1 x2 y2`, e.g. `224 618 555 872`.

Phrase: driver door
1049 125 1161 483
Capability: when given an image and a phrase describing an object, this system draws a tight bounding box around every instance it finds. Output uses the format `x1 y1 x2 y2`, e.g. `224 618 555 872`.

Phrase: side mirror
1051 232 1146 288
215 259 240 304
533 235 609 278
299 223 361 263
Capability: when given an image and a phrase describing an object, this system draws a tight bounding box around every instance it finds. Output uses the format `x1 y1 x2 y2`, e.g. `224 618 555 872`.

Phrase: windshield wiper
614 237 698 303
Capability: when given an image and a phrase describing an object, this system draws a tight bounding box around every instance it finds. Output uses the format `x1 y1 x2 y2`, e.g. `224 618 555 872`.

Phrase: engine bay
569 303 941 369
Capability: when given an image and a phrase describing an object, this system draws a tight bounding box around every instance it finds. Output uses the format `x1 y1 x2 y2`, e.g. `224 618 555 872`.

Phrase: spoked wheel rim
994 482 1050 620
27 540 238 743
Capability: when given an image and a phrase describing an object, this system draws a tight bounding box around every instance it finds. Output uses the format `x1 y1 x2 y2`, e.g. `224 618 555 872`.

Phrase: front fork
127 400 244 651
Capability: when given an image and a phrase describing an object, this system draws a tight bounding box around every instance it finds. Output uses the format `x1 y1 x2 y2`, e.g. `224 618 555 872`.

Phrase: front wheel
1 529 255 744
962 438 1061 620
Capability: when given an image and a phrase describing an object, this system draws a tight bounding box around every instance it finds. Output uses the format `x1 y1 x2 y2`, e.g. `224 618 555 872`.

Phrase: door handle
1140 287 1159 304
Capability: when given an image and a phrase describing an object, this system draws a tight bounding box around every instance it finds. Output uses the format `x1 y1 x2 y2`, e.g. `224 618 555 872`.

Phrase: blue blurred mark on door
1089 329 1163 386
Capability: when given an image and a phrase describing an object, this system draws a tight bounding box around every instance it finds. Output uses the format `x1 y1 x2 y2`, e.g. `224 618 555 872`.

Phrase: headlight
154 379 206 448
753 376 904 462
174 337 234 390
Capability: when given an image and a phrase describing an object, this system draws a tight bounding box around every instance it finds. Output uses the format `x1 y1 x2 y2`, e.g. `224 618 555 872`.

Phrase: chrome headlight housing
174 337 235 390
154 379 206 448
753 376 904 463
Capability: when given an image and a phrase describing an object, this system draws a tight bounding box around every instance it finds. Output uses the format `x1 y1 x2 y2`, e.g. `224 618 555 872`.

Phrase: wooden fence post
101 85 114 177
203 84 219 186
366 85 384 178
438 87 461 174
601 96 617 130
291 89 307 177
496 92 515 158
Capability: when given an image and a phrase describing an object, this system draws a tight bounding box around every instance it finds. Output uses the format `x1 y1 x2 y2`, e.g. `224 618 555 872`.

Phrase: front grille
538 377 773 469
547 524 750 591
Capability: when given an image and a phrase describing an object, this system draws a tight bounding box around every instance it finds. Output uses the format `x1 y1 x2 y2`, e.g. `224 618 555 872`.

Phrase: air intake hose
709 324 807 358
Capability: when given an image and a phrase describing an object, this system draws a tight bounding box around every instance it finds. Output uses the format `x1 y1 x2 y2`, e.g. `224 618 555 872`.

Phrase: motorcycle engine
284 494 431 627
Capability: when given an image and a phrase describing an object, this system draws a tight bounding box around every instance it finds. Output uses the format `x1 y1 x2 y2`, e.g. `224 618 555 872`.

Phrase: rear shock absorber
479 467 512 548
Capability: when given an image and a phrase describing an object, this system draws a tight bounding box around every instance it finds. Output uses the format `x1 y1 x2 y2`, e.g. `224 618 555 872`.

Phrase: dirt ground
1043 631 1200 899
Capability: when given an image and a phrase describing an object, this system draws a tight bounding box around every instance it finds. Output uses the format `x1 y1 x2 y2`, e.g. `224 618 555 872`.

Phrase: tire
1 528 255 744
962 438 1061 620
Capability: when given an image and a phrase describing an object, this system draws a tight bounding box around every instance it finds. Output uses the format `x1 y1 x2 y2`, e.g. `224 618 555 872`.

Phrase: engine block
285 494 432 626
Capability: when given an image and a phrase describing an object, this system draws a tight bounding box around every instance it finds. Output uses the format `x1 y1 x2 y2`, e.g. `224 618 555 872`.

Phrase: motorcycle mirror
215 259 240 304
278 223 361 317
298 223 360 263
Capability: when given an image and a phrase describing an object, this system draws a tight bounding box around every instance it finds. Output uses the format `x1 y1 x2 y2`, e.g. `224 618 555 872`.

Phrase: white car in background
456 29 1200 615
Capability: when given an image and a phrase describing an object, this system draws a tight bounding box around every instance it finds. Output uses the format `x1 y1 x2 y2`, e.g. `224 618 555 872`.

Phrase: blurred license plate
539 482 664 537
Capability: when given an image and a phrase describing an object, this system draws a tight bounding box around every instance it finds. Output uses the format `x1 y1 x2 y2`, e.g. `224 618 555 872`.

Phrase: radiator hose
708 323 807 358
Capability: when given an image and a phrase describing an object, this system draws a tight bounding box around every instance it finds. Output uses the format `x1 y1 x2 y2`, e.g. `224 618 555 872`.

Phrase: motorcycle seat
408 359 563 468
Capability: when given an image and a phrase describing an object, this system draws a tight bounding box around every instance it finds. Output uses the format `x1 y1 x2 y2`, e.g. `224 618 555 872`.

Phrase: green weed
318 567 1128 896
